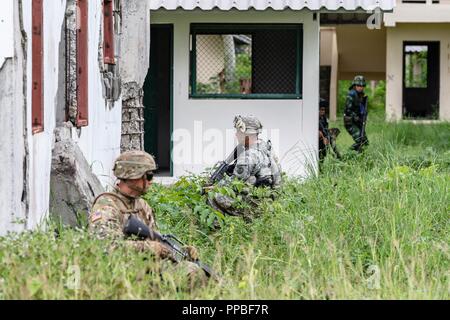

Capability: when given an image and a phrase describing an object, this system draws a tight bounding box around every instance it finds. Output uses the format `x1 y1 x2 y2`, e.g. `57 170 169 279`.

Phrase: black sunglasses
145 172 154 181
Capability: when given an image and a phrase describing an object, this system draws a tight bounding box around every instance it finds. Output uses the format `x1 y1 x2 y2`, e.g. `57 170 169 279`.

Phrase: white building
0 0 394 235
320 0 450 121
146 0 395 179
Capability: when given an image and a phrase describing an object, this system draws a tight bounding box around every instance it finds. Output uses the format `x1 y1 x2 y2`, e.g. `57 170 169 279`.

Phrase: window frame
76 0 89 127
103 0 115 65
189 23 303 100
32 0 44 134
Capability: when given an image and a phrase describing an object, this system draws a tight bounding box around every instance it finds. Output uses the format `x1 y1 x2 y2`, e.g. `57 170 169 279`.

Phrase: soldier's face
236 131 246 145
355 85 364 93
127 174 152 194
142 173 153 191
319 107 326 117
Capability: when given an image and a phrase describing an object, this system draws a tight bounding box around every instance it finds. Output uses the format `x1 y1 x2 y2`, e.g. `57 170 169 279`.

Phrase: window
76 0 89 127
103 0 115 65
404 45 428 88
190 24 303 99
32 0 44 134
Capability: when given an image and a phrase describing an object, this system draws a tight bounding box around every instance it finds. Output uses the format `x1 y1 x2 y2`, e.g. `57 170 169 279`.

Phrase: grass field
0 116 448 300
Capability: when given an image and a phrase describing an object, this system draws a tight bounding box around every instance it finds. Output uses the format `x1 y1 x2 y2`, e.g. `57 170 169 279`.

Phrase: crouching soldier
208 115 282 218
344 75 369 152
319 99 341 161
89 151 207 286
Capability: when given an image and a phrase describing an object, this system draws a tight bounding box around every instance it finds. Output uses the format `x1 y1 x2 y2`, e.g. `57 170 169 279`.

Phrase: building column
329 28 339 121
120 0 150 151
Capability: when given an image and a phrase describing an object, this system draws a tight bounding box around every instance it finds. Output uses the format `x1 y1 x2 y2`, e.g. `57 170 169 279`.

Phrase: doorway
403 42 440 119
143 24 173 176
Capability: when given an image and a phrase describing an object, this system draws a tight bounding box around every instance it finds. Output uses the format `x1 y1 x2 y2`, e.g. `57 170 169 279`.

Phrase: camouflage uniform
89 187 168 256
89 151 202 279
319 114 329 160
232 139 282 187
210 115 282 217
344 76 369 151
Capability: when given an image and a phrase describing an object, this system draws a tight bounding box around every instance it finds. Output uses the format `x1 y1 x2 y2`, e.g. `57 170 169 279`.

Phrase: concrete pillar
329 28 339 121
120 0 150 151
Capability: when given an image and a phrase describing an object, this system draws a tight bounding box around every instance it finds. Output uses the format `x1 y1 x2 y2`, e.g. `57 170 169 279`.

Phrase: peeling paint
119 0 150 151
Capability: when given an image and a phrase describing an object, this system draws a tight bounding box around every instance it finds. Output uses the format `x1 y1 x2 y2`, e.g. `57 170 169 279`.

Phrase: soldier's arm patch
90 211 103 223
89 205 117 224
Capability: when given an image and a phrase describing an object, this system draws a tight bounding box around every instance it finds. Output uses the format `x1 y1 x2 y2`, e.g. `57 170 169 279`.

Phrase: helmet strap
119 177 147 198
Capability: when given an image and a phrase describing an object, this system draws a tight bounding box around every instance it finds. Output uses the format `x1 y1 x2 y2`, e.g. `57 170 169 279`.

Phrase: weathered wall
70 0 122 190
0 0 123 234
0 0 14 68
386 23 450 121
0 0 28 234
120 0 150 151
151 9 320 178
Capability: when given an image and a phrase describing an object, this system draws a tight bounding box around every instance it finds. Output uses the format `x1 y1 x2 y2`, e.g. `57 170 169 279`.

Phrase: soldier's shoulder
136 198 152 210
92 192 123 210
90 193 123 224
348 89 357 98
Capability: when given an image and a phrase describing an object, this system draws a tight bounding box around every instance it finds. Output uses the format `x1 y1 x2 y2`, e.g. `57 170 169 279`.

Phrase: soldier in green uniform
344 75 369 152
319 99 330 161
89 151 205 283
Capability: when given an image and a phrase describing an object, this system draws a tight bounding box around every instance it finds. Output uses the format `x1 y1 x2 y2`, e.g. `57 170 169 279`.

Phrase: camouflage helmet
233 115 263 135
351 75 367 88
113 151 157 180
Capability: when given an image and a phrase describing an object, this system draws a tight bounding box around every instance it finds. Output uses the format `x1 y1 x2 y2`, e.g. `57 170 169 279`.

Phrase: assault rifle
319 121 342 160
123 215 215 278
358 96 369 151
209 145 244 184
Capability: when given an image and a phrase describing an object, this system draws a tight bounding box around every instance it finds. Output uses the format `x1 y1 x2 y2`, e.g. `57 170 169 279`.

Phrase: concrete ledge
154 177 179 186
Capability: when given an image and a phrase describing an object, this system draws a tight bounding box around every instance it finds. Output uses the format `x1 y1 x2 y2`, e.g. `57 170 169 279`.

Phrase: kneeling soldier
208 115 282 218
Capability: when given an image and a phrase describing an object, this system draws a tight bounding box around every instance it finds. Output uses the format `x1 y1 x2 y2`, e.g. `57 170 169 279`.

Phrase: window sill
32 125 44 135
189 94 302 100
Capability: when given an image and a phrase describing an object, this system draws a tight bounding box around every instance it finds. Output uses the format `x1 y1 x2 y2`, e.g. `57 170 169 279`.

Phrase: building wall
320 27 339 120
385 2 450 26
335 25 386 81
151 9 320 178
386 23 450 121
320 28 334 67
0 0 28 234
0 0 123 235
0 0 14 68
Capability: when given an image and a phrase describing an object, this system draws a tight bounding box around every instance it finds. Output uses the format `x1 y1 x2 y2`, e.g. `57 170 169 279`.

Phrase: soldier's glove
183 245 199 261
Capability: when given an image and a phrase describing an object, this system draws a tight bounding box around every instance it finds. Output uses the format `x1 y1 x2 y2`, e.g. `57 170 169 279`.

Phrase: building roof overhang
149 0 396 11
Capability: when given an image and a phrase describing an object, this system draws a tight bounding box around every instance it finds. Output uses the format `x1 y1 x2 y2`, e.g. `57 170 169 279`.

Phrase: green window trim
189 23 303 100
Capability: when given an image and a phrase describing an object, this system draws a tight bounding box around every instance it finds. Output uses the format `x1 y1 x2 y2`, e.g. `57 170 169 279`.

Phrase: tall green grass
0 120 448 299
